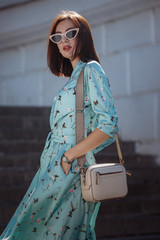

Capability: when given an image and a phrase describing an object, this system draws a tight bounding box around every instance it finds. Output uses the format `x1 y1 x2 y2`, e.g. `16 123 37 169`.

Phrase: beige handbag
76 66 131 202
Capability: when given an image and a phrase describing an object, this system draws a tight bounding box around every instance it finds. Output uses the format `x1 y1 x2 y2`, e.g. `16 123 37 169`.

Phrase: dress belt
50 131 76 144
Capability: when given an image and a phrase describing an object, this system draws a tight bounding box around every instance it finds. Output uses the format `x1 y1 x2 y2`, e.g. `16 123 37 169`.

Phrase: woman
0 10 118 240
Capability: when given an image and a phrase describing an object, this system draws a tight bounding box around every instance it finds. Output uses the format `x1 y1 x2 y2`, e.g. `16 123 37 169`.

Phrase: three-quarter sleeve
85 61 118 154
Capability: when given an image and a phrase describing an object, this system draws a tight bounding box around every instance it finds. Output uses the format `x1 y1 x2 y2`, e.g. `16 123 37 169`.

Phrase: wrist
61 154 72 165
64 150 74 162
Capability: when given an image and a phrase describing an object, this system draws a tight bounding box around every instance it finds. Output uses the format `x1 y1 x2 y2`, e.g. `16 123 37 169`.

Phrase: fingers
61 161 71 176
64 168 70 176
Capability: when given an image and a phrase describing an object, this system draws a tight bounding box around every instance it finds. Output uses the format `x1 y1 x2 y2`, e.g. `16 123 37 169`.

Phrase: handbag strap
76 68 86 174
76 65 130 175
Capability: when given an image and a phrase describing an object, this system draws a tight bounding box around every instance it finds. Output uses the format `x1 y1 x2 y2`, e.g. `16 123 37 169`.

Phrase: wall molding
84 0 160 25
0 0 160 49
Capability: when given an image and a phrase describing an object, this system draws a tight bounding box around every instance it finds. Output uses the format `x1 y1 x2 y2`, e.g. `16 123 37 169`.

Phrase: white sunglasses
49 28 79 44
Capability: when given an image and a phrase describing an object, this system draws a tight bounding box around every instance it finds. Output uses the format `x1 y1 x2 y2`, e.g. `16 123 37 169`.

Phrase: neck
71 56 80 69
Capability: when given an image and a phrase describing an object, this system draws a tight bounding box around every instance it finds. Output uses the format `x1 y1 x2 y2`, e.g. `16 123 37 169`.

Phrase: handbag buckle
80 166 85 175
76 110 83 112
127 171 132 176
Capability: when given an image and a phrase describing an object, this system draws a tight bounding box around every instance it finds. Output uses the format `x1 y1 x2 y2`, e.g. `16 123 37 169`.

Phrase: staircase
0 106 160 240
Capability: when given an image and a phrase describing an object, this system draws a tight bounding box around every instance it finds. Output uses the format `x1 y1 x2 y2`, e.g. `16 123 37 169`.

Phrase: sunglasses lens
66 29 78 39
51 35 62 43
50 29 79 43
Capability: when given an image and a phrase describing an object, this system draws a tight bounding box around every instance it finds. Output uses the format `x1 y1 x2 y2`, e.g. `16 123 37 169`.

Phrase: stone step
97 235 160 240
0 204 20 223
0 152 150 170
0 180 159 209
127 182 160 197
0 189 159 217
0 128 49 141
0 106 159 239
0 106 50 117
126 168 160 184
96 213 160 238
0 140 136 156
0 178 159 203
0 115 50 129
0 153 41 169
0 153 159 187
97 141 136 156
98 196 160 215
0 168 37 187
0 163 159 189
0 141 45 154
0 186 29 204
96 153 156 169
0 162 159 183
0 208 160 238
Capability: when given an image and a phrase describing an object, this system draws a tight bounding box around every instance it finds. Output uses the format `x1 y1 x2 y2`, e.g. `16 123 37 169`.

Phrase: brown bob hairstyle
47 10 100 77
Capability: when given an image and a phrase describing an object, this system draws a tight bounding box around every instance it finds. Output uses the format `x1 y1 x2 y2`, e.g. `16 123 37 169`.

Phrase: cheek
72 39 78 50
57 44 62 53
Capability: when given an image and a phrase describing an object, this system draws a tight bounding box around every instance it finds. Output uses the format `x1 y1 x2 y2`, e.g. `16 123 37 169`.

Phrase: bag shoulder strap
76 68 86 171
76 65 129 174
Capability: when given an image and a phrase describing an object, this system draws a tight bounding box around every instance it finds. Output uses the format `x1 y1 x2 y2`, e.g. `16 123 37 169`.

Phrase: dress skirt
0 132 101 240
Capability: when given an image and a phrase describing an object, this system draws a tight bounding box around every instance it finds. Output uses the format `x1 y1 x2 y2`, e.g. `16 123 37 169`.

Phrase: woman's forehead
56 19 76 33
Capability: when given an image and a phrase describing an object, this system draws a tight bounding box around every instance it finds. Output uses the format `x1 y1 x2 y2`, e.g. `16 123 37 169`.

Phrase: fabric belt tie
50 132 76 144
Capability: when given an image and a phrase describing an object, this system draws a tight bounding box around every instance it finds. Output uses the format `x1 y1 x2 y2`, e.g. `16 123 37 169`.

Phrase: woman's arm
61 61 118 175
61 128 109 175
64 128 109 162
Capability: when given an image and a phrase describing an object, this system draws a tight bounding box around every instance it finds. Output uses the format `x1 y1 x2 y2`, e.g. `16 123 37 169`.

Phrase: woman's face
55 19 79 63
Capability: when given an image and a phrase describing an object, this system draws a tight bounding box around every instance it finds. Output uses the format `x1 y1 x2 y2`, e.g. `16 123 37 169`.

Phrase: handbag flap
87 163 125 174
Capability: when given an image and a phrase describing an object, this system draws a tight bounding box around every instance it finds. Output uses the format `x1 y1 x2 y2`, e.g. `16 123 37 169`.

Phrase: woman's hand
60 160 71 176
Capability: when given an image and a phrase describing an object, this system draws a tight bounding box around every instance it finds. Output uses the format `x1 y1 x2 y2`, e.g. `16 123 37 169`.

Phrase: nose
61 34 69 43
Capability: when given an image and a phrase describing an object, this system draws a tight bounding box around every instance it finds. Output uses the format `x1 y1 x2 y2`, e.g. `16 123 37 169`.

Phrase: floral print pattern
0 60 118 240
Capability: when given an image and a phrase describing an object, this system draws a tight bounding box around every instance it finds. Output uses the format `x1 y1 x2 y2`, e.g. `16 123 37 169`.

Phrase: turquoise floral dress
0 60 118 240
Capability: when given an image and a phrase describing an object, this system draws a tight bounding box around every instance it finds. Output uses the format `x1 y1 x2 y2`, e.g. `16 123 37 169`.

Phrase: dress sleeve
85 61 119 154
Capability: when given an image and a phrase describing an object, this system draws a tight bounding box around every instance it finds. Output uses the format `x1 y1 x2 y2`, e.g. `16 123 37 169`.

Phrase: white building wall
0 0 160 163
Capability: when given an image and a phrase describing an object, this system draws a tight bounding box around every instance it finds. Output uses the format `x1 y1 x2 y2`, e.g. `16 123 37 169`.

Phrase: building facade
0 0 160 163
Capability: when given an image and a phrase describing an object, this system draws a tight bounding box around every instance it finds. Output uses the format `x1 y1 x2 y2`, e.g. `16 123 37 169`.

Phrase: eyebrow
55 27 74 34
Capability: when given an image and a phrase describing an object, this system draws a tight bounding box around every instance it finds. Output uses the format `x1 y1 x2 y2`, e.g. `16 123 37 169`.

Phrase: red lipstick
63 45 72 51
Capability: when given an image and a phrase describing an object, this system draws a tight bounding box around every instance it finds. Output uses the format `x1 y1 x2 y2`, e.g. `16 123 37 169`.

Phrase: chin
61 53 71 59
61 50 74 60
